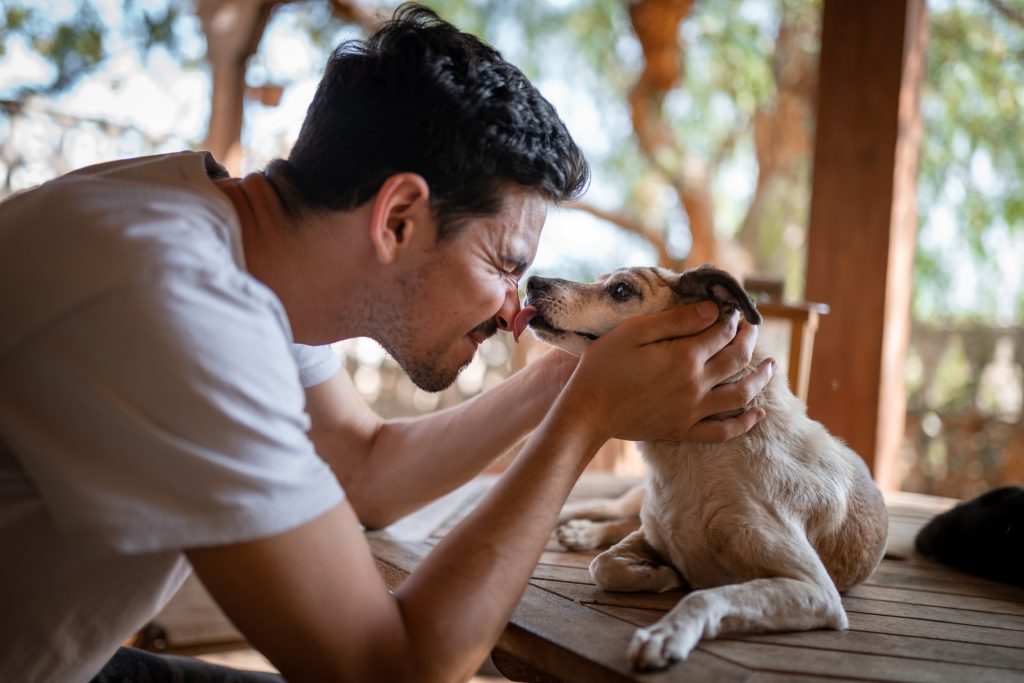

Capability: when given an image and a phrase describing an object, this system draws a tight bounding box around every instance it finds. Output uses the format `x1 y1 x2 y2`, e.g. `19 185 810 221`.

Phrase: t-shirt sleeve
291 343 341 388
0 269 344 554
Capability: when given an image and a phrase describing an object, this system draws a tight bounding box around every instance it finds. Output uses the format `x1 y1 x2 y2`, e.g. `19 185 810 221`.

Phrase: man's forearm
394 393 605 682
345 351 570 527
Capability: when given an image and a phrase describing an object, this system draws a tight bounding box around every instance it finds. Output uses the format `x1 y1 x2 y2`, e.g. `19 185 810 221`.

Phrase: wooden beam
805 0 927 489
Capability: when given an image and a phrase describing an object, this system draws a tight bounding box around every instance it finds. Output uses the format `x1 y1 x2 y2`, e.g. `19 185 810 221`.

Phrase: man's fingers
624 301 721 346
702 316 757 380
686 407 767 443
701 358 776 418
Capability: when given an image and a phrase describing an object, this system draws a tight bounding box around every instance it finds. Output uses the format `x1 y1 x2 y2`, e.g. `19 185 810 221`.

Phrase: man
0 5 773 682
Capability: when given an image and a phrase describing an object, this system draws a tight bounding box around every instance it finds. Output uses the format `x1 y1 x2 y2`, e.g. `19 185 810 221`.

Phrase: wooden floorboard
845 583 1024 616
846 611 1024 648
842 596 1024 631
700 640 1024 683
588 601 1024 669
865 562 1024 601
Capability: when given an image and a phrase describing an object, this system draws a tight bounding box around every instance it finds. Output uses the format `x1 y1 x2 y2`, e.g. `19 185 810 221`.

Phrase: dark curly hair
264 3 589 237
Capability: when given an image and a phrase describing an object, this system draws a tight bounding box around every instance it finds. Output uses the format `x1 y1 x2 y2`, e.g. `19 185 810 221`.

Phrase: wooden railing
899 322 1024 498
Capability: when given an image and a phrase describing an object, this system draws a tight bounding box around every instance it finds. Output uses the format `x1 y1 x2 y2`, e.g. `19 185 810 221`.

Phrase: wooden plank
589 592 1024 651
531 578 683 612
884 490 960 515
148 573 243 647
747 675 871 683
701 640 1024 683
590 604 1024 668
426 485 491 538
865 563 1024 602
846 612 1024 650
805 0 927 487
537 550 600 569
368 539 432 590
843 596 1024 631
872 559 1024 596
731 630 1024 670
845 584 1024 617
531 563 595 584
371 476 494 542
498 582 749 683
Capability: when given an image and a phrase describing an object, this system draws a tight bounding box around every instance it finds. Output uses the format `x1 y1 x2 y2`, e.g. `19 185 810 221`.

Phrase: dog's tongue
512 306 538 343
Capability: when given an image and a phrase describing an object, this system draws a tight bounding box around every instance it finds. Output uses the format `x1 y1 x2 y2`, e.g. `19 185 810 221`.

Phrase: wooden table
368 473 1024 683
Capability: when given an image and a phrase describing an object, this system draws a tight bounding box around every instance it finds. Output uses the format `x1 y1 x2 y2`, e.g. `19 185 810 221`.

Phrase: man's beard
384 318 498 393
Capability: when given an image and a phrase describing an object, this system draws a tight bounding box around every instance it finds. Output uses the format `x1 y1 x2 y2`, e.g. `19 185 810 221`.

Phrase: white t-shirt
0 152 346 682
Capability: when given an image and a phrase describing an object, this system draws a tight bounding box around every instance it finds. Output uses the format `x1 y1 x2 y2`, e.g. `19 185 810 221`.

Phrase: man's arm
305 347 579 528
186 305 773 683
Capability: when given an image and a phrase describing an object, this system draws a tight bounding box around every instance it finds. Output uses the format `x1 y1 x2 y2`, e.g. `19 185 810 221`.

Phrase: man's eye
610 282 635 300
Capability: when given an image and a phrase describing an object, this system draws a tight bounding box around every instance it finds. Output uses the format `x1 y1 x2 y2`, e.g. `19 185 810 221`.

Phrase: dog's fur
523 265 888 671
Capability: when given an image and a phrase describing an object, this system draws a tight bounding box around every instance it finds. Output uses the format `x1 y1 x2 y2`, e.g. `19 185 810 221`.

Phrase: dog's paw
627 619 702 672
556 520 605 551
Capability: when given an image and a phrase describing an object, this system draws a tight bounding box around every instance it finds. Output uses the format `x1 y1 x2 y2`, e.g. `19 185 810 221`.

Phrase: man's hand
561 301 774 443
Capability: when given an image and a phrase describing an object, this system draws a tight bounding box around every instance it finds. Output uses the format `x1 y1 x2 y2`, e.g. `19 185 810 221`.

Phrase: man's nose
493 284 522 332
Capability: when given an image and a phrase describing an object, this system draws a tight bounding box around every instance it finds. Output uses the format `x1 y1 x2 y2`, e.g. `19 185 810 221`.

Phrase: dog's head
513 265 761 355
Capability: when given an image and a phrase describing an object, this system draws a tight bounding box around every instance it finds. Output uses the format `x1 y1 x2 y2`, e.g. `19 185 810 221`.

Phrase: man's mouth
469 319 498 346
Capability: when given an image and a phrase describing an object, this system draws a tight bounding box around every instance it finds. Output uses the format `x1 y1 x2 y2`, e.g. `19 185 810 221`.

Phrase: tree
1 0 1020 321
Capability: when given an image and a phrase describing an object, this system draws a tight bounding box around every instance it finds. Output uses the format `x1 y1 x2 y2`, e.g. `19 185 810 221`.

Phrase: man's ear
368 173 433 264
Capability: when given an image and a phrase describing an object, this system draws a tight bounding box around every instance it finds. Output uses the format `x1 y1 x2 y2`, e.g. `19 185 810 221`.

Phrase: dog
513 265 888 671
915 485 1024 587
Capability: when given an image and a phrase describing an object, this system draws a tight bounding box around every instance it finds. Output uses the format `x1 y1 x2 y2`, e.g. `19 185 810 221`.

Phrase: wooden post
804 0 927 489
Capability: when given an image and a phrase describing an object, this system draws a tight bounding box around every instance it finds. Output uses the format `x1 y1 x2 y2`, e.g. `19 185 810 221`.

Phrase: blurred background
1 0 1021 499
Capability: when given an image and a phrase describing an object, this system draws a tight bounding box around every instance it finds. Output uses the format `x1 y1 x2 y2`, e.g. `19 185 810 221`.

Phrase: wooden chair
744 276 829 402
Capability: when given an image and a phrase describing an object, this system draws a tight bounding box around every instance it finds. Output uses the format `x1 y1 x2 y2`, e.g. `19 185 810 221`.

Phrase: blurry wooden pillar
805 0 927 490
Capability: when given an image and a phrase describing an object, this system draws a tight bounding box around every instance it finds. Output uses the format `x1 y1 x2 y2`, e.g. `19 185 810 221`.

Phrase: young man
0 5 772 682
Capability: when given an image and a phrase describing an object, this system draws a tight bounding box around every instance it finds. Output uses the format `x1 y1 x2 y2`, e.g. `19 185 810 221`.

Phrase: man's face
376 187 546 392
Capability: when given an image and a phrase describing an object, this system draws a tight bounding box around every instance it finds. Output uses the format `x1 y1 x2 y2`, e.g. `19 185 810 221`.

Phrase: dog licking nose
512 306 538 342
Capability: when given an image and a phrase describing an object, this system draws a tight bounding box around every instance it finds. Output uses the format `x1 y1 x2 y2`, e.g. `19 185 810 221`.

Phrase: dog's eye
610 282 636 301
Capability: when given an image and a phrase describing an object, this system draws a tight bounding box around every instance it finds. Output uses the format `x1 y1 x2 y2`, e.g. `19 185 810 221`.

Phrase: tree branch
986 0 1024 27
329 0 384 31
566 201 674 267
625 0 721 268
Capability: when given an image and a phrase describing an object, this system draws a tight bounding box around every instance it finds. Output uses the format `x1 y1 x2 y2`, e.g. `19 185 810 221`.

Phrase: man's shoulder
0 151 248 360
63 149 225 182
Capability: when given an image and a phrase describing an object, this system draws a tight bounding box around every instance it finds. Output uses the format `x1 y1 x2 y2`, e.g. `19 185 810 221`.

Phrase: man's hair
264 3 589 237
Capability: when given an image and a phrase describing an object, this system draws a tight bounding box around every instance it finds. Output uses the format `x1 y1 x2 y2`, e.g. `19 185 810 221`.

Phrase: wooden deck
370 473 1024 683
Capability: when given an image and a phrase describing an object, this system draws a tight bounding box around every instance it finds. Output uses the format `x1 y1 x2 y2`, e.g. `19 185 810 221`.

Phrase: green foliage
1 0 1019 324
1 1 107 93
0 0 201 95
916 0 1024 323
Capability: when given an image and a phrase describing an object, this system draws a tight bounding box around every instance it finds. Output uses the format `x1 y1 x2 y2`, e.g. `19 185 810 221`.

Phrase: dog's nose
526 276 552 295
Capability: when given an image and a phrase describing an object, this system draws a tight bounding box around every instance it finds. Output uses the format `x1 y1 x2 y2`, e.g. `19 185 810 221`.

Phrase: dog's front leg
588 528 682 593
629 574 845 670
628 522 848 671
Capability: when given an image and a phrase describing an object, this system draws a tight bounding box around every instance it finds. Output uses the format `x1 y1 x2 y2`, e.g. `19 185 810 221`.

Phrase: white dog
512 265 888 671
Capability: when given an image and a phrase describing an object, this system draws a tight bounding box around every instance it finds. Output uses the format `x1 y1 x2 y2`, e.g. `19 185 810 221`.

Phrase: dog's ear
677 264 762 324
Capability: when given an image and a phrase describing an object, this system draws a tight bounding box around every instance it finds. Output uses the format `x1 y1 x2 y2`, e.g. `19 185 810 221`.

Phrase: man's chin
403 361 470 393
379 337 477 393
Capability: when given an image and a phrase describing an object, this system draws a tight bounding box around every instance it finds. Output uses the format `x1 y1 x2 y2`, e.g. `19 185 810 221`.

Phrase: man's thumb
634 300 719 345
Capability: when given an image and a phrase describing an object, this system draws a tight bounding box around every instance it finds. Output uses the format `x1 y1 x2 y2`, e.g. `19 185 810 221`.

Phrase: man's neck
213 174 388 346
